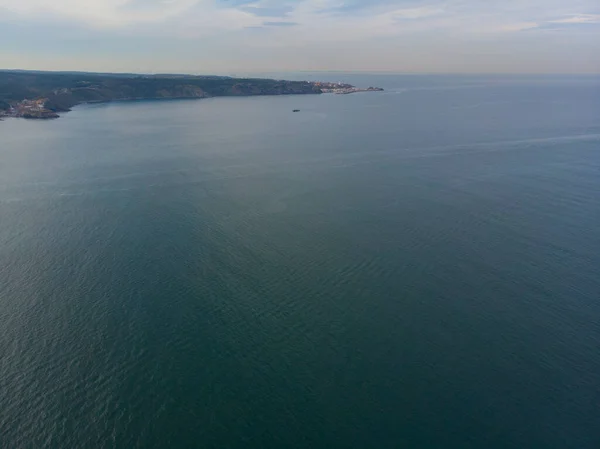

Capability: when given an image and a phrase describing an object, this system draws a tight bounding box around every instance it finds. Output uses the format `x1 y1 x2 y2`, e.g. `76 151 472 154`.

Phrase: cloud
550 14 600 24
499 22 539 32
533 22 600 31
390 6 444 20
1 0 599 73
313 0 425 15
239 5 294 17
0 0 202 26
263 21 298 26
509 13 600 32
2 0 599 34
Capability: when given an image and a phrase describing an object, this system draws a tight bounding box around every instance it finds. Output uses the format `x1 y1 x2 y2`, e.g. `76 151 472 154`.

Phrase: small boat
293 109 300 112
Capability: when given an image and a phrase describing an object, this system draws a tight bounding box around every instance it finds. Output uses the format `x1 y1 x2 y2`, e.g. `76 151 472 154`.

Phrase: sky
1 0 599 74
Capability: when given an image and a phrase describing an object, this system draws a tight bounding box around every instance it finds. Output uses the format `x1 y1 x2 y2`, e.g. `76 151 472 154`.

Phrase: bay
1 74 600 448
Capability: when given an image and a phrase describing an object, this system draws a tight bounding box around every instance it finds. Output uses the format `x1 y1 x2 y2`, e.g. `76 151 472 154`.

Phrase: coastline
2 88 385 120
0 71 383 121
1 93 320 120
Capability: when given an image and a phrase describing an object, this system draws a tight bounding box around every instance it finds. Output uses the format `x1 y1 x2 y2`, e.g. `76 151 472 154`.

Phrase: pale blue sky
1 0 599 73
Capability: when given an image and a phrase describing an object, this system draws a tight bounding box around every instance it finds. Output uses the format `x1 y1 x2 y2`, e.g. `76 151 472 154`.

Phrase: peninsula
0 70 383 119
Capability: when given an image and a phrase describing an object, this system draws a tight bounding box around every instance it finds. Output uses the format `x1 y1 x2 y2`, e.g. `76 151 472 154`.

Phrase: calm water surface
1 75 600 448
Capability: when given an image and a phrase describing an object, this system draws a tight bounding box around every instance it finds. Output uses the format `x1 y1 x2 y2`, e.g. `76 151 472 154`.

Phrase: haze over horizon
1 0 599 75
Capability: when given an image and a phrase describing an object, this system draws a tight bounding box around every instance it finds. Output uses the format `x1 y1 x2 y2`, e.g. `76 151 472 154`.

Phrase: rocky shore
21 111 60 119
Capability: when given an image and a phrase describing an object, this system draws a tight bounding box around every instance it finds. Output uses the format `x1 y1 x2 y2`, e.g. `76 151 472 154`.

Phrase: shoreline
1 92 322 121
1 88 386 121
0 71 384 121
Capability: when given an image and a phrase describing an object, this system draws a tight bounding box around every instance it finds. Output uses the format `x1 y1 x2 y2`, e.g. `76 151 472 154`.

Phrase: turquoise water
1 75 600 448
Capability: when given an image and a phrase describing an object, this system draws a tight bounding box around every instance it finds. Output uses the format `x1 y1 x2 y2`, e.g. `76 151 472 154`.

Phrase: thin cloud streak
263 21 298 26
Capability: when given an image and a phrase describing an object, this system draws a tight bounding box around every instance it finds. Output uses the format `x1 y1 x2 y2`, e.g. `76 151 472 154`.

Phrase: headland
0 70 383 120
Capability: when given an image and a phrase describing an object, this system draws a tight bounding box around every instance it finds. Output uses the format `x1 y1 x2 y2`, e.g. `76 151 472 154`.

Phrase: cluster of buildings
1 98 59 119
313 81 353 91
311 81 383 95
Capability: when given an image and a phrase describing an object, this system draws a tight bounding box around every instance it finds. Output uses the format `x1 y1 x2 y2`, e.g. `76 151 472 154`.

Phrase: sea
1 74 600 449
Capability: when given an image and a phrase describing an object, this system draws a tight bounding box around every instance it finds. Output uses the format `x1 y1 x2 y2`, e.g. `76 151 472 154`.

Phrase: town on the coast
312 82 385 94
1 98 59 119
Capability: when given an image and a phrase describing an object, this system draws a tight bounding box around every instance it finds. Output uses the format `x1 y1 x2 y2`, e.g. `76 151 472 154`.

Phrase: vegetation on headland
0 70 321 118
0 70 382 119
